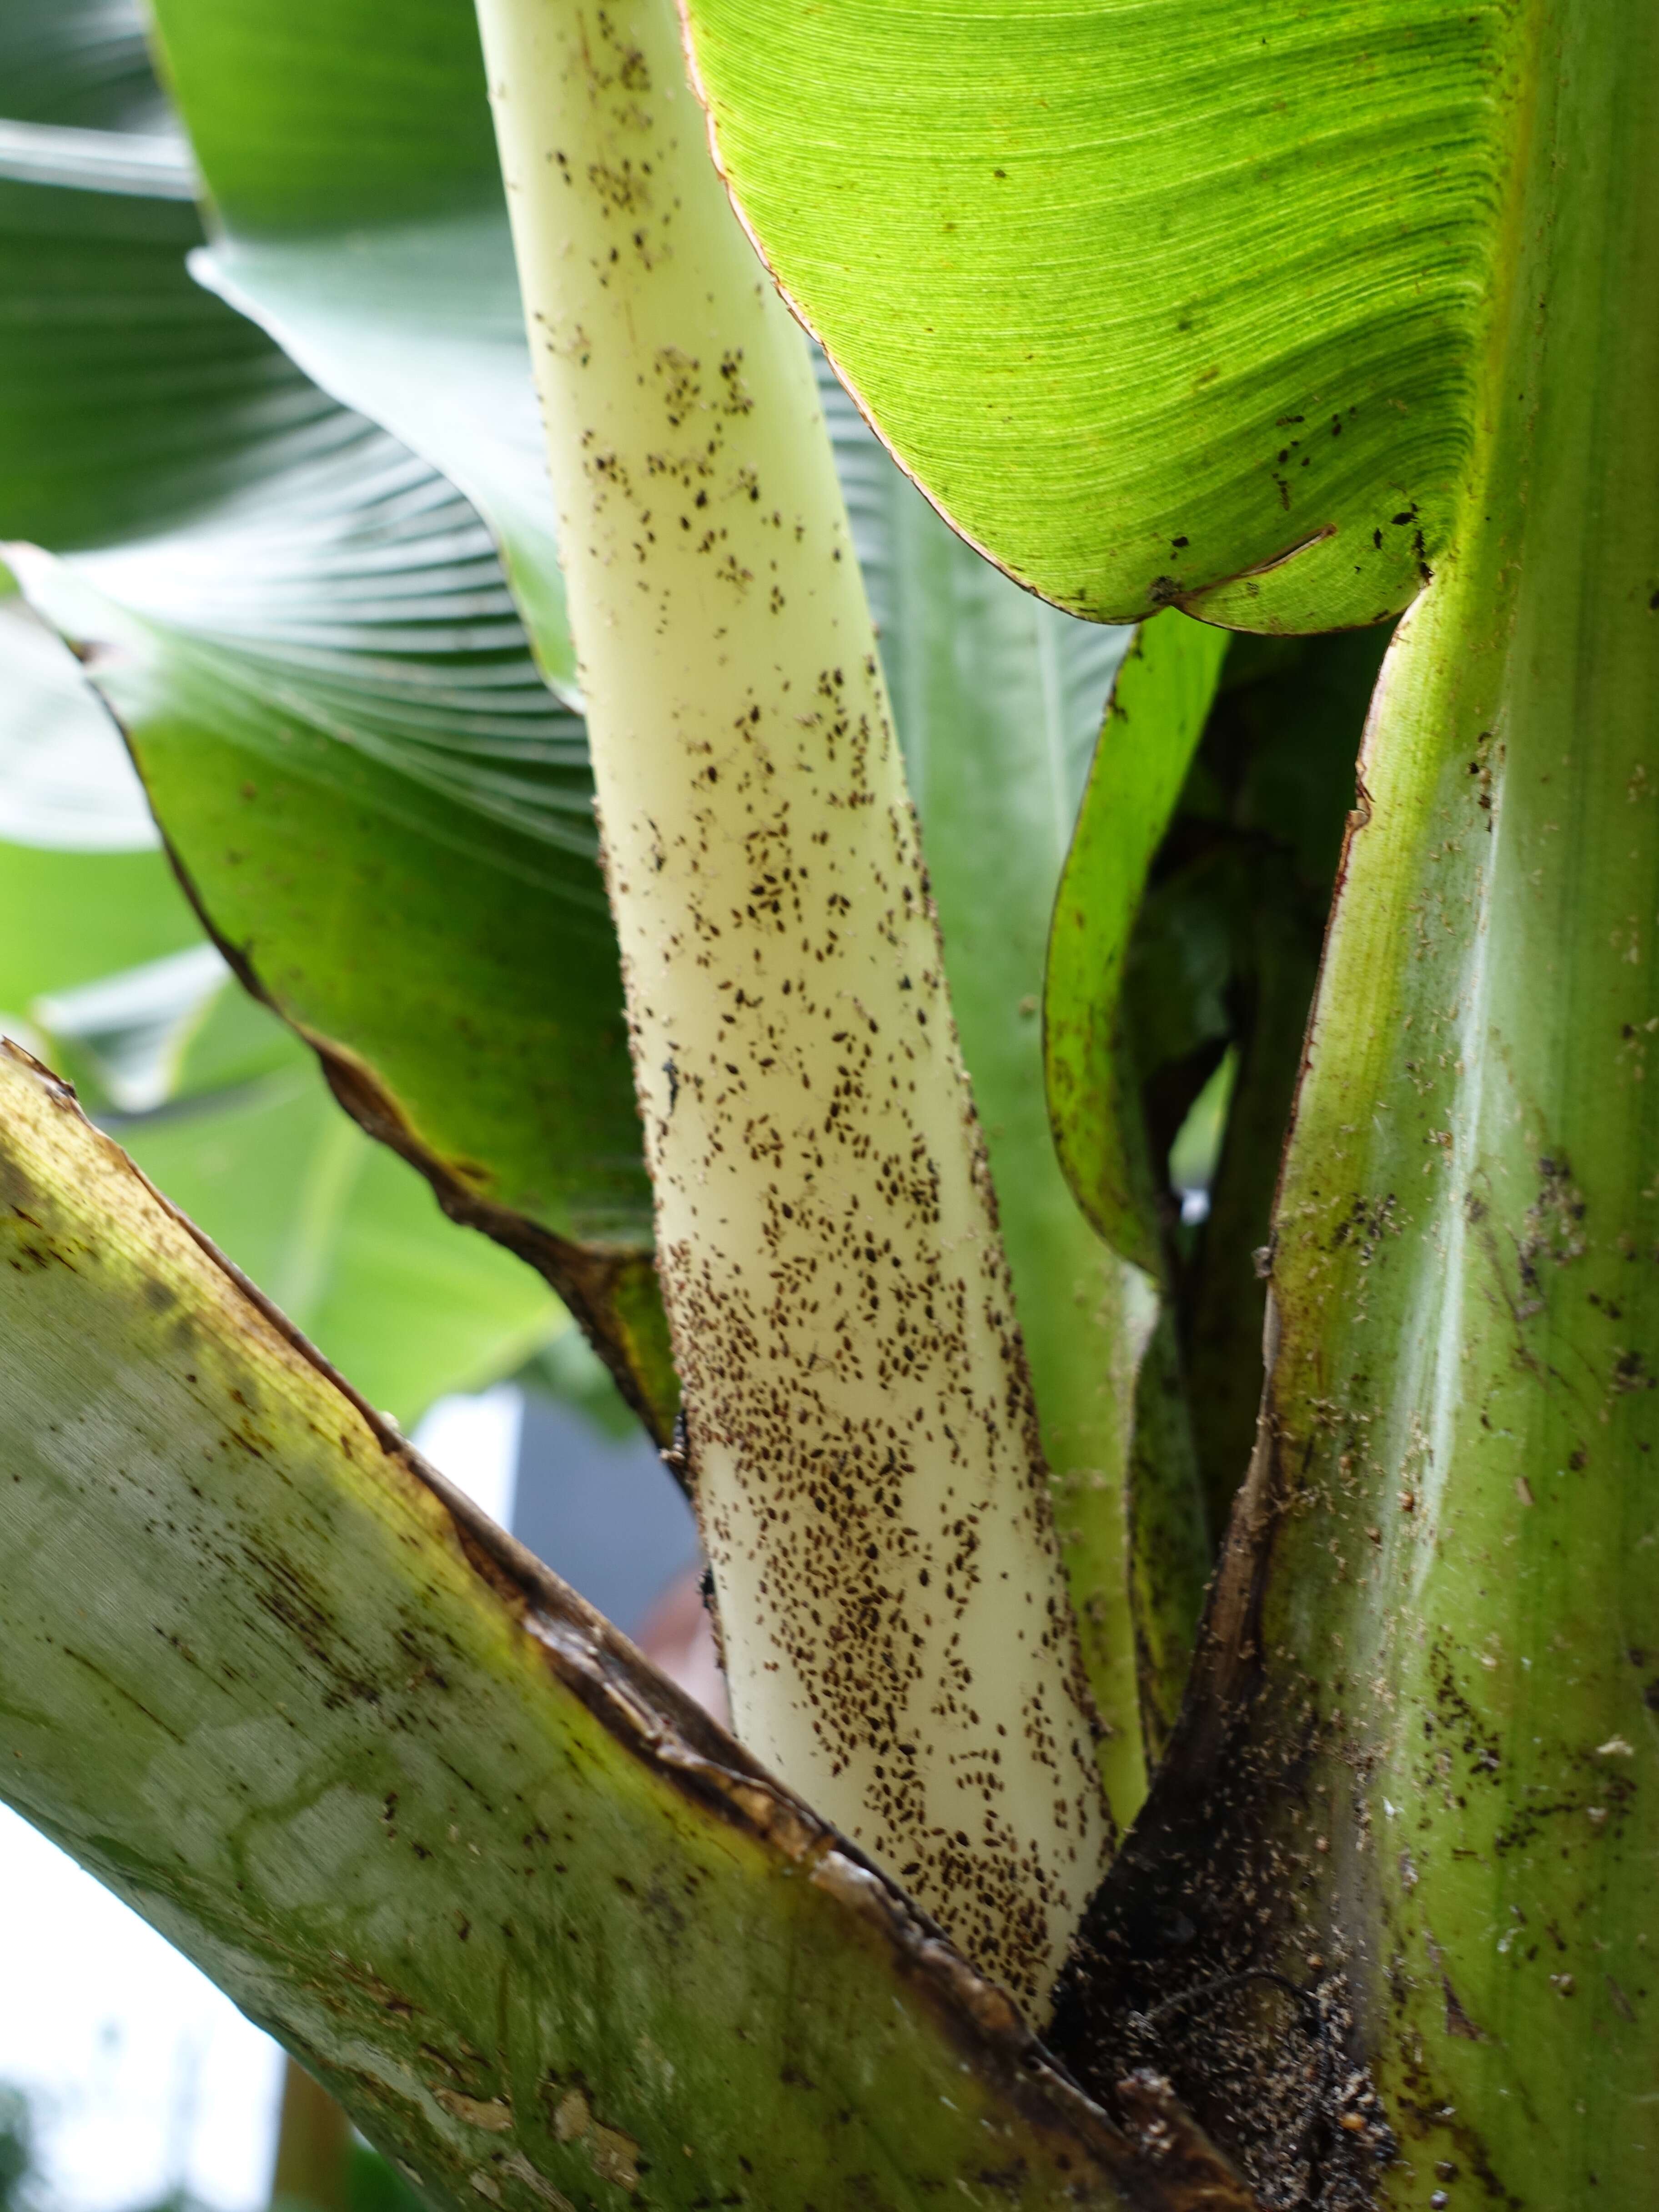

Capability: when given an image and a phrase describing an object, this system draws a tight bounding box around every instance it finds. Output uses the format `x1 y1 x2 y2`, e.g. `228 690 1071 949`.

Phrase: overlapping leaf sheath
1043 615 1227 1771
0 1039 1253 2212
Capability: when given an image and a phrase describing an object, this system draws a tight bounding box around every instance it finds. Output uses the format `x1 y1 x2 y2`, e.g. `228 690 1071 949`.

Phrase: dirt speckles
492 0 1109 2006
587 159 649 217
718 352 755 417
653 347 701 431
634 633 1111 2000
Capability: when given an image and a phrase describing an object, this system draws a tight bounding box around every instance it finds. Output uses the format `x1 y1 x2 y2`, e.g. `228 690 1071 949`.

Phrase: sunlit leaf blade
147 0 575 690
1044 615 1228 1276
0 1041 1257 2212
681 0 1518 630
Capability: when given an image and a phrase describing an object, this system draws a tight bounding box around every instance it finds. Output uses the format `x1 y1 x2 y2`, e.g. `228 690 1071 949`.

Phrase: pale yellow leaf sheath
473 0 1111 2006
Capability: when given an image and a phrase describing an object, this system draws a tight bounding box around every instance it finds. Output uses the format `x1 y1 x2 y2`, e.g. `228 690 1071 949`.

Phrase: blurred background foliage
0 2072 424 2212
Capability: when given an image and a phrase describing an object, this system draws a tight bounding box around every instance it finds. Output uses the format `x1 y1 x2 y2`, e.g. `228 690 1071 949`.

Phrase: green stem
1042 614 1227 1796
472 0 1108 2003
1064 10 1659 2203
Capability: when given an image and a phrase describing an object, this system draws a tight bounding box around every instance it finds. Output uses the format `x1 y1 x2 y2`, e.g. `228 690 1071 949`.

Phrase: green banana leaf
0 114 327 555
0 821 558 1428
679 0 1507 633
8 463 639 1247
150 0 576 689
0 57 674 1431
0 1040 1255 2212
0 467 560 1433
16 0 1215 1684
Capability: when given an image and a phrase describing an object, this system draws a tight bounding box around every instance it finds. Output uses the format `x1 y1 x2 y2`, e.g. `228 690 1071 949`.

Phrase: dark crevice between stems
1046 1446 1384 2203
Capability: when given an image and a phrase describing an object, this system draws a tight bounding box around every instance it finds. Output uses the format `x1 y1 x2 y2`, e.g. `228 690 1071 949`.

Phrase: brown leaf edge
150 809 682 1454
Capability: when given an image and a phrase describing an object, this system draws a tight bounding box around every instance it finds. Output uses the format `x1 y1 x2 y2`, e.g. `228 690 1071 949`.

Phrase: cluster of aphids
1328 2063 1397 2167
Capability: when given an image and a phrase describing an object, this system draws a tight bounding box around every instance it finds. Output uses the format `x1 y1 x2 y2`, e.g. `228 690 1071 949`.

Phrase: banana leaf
10 0 1223 1748
0 56 672 1430
680 0 1508 632
0 824 558 1428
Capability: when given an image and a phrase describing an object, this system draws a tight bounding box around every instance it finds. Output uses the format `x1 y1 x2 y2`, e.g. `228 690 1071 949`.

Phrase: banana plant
682 3 1659 2207
1 0 1652 2209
